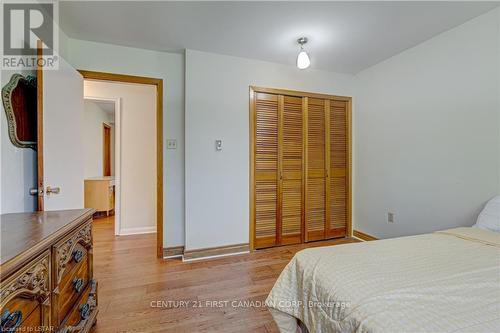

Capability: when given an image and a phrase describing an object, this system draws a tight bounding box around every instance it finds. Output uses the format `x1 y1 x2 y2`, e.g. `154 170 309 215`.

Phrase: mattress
265 227 500 333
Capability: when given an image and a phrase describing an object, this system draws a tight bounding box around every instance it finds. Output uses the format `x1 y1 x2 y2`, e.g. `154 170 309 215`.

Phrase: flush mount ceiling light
296 37 311 70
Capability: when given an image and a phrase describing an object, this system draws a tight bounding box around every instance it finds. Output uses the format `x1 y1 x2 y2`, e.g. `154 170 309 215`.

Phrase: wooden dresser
0 209 98 333
84 177 115 216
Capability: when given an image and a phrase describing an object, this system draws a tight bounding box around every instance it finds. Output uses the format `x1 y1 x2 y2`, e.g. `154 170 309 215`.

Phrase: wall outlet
388 212 395 223
166 139 177 149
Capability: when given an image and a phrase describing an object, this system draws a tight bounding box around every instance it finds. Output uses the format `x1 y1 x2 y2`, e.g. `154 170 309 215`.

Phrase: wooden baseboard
183 243 249 261
353 230 378 241
163 246 185 258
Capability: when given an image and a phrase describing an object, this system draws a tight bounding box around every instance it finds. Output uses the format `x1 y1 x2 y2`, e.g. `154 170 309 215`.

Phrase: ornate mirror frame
1 74 37 150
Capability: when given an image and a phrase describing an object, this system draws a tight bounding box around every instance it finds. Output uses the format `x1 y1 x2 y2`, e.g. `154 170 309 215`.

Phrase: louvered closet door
280 96 303 245
254 92 279 249
328 100 348 237
305 98 327 241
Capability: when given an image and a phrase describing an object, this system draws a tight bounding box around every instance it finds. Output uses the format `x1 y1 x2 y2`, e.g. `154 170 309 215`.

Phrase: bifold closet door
253 88 350 249
328 100 348 237
254 92 279 248
280 96 303 245
305 98 327 241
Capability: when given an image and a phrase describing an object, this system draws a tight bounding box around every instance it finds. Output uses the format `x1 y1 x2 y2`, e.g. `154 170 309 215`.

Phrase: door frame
80 70 164 258
85 96 122 237
102 122 111 177
249 86 352 251
36 41 44 210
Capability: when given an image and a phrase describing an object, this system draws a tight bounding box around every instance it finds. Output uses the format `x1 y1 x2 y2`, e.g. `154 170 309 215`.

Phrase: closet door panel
328 100 348 237
306 98 327 241
254 92 278 248
281 96 303 245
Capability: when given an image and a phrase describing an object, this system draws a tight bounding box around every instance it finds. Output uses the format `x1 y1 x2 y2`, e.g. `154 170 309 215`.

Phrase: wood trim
79 70 164 258
183 243 249 261
250 86 351 102
36 40 44 211
163 246 184 258
78 70 162 86
102 123 111 177
249 87 256 250
302 97 309 242
301 97 307 244
156 80 164 259
353 230 378 241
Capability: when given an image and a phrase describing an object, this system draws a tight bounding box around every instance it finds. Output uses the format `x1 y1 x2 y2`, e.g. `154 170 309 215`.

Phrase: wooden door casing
103 123 111 177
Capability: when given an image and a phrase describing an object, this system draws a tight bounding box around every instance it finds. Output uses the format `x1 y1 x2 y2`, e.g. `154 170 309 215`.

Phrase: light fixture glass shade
297 50 310 69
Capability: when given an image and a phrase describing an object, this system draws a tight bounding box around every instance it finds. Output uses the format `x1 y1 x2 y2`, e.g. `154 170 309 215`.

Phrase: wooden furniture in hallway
0 209 98 333
84 177 115 216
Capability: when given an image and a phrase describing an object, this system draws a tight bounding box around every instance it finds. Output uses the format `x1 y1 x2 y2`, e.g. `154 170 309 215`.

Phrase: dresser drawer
0 251 51 332
52 221 93 328
58 280 98 333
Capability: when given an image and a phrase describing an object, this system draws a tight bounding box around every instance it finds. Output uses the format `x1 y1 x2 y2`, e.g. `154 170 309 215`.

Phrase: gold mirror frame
1 73 37 150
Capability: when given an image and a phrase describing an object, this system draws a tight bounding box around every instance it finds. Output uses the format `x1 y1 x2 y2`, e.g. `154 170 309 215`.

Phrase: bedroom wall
354 8 500 239
0 70 37 214
185 49 355 250
66 39 185 246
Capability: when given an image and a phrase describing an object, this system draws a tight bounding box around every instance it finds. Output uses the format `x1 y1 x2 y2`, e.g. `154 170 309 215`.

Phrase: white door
42 56 84 210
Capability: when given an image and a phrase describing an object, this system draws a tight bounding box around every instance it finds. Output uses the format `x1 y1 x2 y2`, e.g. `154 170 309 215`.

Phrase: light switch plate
166 139 177 149
215 139 223 151
388 212 395 223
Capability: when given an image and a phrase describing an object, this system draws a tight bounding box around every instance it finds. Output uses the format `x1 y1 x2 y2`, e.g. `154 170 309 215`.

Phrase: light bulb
297 50 310 69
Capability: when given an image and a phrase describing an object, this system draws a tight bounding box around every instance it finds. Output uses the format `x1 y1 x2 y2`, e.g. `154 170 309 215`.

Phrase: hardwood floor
92 216 358 333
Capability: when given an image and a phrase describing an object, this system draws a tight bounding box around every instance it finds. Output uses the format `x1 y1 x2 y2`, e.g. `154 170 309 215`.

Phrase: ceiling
60 2 499 74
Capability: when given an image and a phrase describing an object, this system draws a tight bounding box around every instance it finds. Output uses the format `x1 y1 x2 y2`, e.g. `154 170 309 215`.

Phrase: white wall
185 49 355 250
0 70 37 214
67 39 185 246
83 100 114 178
354 8 500 239
84 80 157 234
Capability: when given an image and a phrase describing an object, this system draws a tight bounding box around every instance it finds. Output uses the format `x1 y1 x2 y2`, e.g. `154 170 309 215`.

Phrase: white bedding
265 228 500 333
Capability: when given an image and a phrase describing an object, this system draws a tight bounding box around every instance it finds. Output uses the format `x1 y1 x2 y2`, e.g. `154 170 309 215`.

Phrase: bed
265 227 500 333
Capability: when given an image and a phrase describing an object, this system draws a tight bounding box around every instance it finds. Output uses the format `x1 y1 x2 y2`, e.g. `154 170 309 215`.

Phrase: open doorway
83 97 122 236
80 71 163 258
103 123 112 177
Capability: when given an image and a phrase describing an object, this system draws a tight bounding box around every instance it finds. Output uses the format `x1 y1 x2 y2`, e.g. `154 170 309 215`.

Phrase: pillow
473 195 500 232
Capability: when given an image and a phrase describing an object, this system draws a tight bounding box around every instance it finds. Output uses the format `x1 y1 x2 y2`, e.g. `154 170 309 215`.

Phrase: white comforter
265 228 500 333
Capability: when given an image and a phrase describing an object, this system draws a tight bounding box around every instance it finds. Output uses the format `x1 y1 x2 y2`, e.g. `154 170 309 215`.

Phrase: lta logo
1 1 58 69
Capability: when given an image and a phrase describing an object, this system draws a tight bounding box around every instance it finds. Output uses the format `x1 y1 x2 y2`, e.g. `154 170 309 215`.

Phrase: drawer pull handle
73 278 85 293
79 303 90 320
1 310 22 332
72 249 84 263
